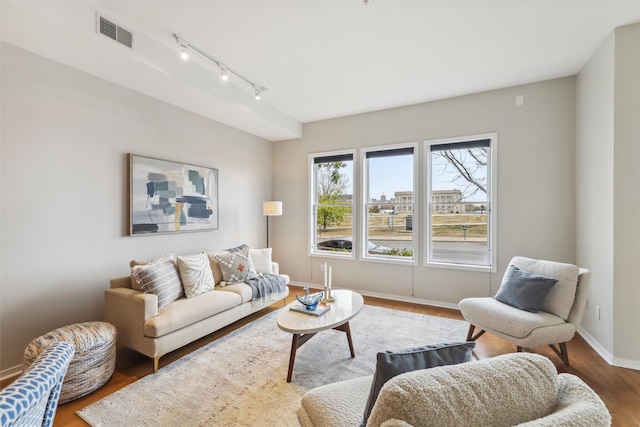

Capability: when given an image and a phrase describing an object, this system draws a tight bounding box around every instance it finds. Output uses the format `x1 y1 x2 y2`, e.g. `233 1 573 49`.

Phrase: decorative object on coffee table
296 287 324 310
23 321 116 403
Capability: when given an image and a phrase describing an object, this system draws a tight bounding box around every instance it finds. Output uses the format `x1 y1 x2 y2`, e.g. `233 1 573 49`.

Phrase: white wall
0 43 274 372
576 32 616 357
612 23 640 366
576 23 640 368
273 77 577 306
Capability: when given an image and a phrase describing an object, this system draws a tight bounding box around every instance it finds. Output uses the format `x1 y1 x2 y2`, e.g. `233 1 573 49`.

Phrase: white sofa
105 248 289 372
298 353 611 427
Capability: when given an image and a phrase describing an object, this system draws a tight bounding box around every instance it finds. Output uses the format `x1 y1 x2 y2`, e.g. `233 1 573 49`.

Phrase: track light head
220 66 229 81
179 44 189 60
254 86 261 100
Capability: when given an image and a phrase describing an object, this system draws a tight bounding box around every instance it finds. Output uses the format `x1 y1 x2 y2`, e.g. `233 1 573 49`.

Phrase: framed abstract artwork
129 154 218 235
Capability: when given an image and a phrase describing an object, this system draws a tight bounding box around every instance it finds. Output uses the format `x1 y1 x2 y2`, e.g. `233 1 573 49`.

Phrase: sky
339 153 487 203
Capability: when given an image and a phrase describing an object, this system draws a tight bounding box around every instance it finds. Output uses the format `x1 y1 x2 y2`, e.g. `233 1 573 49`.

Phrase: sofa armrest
517 374 611 427
298 375 372 427
272 261 280 275
104 287 158 355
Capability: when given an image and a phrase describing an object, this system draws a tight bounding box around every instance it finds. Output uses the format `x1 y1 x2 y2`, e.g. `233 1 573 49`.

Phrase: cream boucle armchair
297 353 611 427
459 256 590 364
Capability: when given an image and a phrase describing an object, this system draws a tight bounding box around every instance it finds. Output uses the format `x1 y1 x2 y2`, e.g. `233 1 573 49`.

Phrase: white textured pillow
250 248 273 275
177 253 215 298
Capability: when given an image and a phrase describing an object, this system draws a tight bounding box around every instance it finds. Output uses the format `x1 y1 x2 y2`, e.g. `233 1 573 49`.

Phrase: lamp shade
263 201 283 216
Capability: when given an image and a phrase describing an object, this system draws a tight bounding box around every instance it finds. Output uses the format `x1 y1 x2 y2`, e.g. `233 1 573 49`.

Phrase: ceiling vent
97 14 133 49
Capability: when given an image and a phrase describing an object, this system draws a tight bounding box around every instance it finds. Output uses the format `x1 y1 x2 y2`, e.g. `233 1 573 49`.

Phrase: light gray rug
78 305 468 426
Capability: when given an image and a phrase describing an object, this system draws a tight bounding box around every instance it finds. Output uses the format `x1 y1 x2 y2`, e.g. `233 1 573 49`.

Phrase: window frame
309 149 357 259
361 142 418 264
423 133 497 272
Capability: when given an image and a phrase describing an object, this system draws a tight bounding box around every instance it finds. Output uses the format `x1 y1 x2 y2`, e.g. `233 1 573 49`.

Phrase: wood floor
4 284 639 426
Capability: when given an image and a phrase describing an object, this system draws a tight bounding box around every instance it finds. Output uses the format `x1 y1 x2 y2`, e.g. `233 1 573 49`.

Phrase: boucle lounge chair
459 256 590 364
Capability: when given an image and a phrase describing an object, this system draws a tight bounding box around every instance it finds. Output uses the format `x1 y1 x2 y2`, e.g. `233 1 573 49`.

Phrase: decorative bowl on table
296 288 324 311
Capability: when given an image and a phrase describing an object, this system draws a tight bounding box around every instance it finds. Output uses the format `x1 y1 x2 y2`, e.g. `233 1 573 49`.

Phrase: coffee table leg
334 322 355 358
287 334 300 383
287 332 317 382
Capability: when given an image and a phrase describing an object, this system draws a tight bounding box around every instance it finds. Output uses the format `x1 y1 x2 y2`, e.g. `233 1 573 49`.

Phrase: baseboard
1 365 22 382
578 327 640 371
293 281 462 311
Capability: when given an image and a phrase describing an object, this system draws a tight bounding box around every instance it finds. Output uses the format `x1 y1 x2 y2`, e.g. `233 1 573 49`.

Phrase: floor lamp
263 201 283 248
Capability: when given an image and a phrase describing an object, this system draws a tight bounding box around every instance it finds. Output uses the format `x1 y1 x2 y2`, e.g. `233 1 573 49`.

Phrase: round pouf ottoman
23 321 116 404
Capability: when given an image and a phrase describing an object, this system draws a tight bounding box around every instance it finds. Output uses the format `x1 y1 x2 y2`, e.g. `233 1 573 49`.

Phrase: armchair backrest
0 341 74 427
567 268 591 327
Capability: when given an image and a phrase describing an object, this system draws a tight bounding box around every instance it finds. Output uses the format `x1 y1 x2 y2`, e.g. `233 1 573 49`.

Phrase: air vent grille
98 15 133 49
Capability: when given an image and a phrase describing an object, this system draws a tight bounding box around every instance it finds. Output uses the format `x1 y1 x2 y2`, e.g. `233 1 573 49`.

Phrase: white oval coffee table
277 289 364 382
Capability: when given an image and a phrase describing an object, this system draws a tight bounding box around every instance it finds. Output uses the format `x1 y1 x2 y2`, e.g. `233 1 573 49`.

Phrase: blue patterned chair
0 341 74 427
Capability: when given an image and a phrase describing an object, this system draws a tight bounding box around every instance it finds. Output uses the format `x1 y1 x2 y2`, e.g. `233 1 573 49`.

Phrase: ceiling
2 1 639 141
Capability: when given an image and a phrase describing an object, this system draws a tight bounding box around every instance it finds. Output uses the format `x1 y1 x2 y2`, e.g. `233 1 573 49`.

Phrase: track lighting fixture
179 44 189 60
173 33 267 101
220 66 229 82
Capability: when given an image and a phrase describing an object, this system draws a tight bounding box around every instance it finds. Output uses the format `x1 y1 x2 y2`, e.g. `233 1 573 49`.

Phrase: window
426 134 496 270
310 151 355 257
363 145 415 260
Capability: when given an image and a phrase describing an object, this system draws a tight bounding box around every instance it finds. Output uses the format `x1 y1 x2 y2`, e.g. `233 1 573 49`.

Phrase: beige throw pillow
177 253 215 298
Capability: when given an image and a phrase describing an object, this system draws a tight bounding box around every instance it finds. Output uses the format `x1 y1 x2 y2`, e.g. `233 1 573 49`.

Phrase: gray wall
1 44 274 372
273 77 577 307
577 23 640 367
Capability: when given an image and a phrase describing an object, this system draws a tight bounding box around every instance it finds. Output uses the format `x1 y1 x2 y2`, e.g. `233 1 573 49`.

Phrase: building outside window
363 145 416 260
310 151 355 257
426 134 496 270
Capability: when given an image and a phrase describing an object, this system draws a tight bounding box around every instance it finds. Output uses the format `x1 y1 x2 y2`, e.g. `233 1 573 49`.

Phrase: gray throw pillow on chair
494 265 558 313
360 341 475 426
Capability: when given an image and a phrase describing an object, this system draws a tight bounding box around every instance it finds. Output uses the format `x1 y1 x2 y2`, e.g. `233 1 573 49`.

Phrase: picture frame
129 154 218 235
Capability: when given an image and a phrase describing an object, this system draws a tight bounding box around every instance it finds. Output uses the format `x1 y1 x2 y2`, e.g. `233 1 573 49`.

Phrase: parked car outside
317 238 392 254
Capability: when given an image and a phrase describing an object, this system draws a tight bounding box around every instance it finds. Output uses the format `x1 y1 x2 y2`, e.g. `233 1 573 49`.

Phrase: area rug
78 305 468 426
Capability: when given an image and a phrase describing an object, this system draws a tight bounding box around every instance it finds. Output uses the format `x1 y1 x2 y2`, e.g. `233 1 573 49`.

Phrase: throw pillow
214 246 256 284
177 253 215 298
250 248 273 275
130 255 184 310
511 256 579 320
206 250 229 286
494 265 558 313
361 341 475 426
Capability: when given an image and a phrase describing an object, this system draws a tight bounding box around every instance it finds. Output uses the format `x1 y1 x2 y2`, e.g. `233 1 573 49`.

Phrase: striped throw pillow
131 256 183 310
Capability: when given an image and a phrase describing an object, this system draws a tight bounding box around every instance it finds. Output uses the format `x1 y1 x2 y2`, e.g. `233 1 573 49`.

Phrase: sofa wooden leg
517 346 523 352
153 357 160 373
467 324 486 341
549 342 570 365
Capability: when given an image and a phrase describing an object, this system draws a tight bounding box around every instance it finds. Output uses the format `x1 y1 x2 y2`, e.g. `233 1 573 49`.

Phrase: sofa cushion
143 290 241 338
130 255 184 311
206 250 228 285
494 265 557 313
216 282 253 304
362 342 475 426
459 297 565 339
510 257 579 320
367 353 558 427
177 253 215 298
